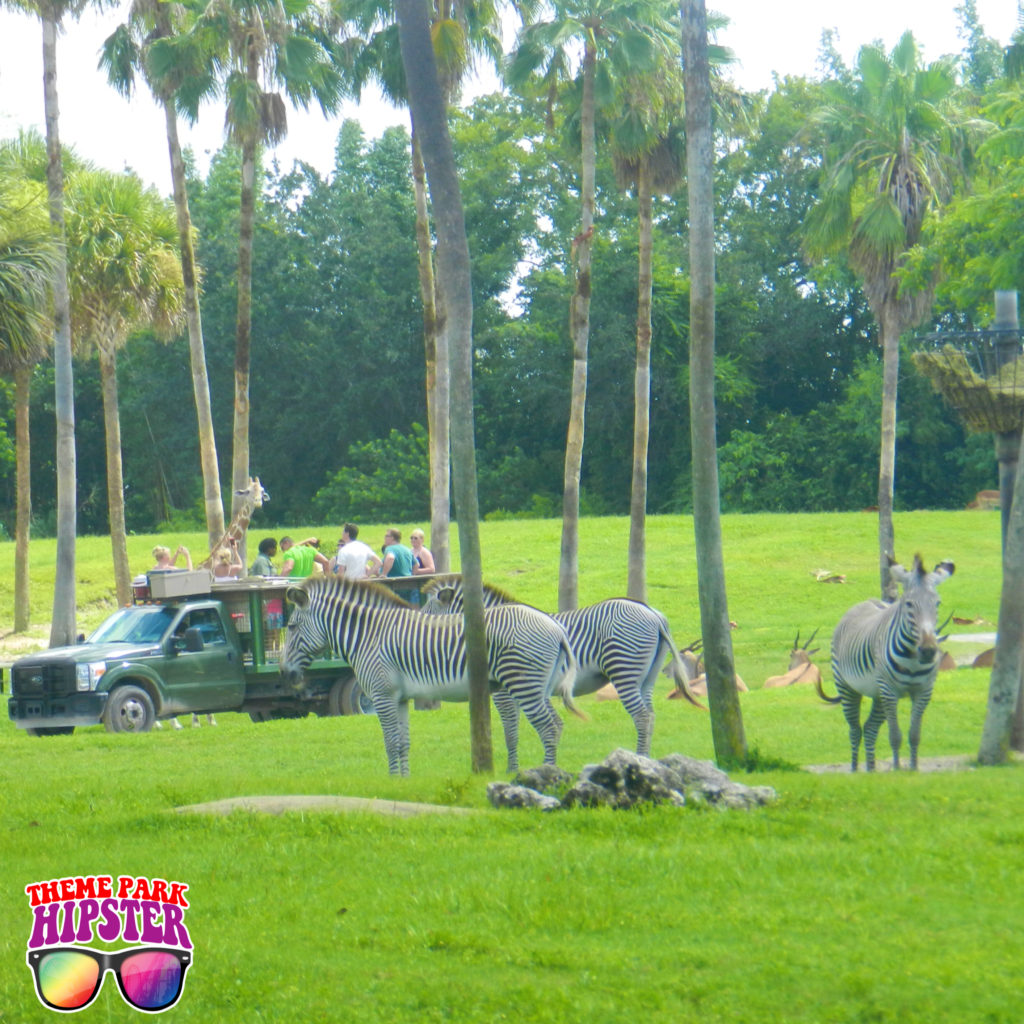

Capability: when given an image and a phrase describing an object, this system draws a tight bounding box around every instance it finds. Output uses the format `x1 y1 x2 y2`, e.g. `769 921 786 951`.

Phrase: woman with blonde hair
410 529 435 575
213 539 244 578
151 544 192 571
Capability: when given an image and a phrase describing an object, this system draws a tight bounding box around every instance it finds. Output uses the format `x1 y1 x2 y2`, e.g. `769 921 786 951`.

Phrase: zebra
821 554 955 772
420 576 703 758
280 577 579 776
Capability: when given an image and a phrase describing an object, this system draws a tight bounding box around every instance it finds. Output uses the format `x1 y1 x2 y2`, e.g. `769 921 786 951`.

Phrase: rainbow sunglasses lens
119 950 187 1010
35 950 99 1010
28 947 191 1013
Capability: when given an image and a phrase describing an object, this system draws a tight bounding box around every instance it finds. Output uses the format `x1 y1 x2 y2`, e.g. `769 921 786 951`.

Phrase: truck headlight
76 662 107 691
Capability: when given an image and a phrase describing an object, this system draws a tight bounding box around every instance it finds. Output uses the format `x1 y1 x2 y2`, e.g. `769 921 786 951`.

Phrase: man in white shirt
332 522 381 580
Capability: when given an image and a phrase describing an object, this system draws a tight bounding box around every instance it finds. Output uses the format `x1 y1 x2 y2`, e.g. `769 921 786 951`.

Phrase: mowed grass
1 511 1020 1022
2 702 1023 1024
0 509 1004 682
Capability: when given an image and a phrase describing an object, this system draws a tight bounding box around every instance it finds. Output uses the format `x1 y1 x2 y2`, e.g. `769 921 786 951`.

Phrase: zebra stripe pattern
421 577 702 757
280 577 578 776
828 554 954 771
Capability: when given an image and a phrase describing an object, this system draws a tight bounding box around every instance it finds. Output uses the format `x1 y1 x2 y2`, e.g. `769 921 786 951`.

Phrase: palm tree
102 0 226 550
199 0 343 557
340 0 504 575
803 32 967 600
396 0 492 772
65 169 185 605
613 127 683 602
681 0 744 762
506 0 674 611
0 133 56 633
611 12 734 602
3 0 99 644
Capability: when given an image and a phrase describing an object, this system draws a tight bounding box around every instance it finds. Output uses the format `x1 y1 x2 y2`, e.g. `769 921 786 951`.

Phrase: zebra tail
661 626 708 711
814 675 842 705
557 640 589 721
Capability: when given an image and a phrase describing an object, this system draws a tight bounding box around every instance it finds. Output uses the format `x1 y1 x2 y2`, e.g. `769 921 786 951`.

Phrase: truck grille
12 663 76 697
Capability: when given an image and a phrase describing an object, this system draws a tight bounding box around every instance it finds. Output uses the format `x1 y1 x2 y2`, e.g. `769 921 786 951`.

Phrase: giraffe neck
200 499 256 568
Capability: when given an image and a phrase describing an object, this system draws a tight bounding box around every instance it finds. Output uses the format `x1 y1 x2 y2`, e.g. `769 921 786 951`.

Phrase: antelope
763 629 822 688
966 489 1000 510
665 640 747 698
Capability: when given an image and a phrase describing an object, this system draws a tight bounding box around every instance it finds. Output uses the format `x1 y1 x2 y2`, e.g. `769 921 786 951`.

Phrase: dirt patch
804 754 977 774
0 628 49 663
173 794 475 817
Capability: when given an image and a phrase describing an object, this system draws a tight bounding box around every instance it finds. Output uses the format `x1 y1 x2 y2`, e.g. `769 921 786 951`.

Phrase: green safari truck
6 573 369 736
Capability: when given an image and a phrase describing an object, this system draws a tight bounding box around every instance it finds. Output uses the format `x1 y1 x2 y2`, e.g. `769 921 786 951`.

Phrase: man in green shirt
279 536 330 578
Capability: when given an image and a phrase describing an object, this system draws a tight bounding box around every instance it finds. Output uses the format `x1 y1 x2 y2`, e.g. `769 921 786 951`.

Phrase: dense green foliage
2 13 1018 536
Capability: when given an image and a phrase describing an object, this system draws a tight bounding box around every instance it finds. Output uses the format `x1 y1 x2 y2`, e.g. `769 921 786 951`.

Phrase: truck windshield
89 605 178 644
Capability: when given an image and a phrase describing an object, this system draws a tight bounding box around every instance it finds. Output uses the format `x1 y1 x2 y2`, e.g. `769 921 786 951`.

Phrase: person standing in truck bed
151 544 192 571
279 536 330 578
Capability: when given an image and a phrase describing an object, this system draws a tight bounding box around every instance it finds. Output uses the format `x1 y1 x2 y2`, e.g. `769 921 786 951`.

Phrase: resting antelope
665 640 747 698
763 629 822 688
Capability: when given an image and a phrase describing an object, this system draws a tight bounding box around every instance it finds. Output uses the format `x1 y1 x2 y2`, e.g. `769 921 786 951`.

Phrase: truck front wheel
104 686 156 733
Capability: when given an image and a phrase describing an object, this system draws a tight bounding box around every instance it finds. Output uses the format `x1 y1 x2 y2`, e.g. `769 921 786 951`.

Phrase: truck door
161 606 246 713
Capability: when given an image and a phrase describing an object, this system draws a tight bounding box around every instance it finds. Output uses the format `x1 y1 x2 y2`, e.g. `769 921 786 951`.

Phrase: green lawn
1 511 1018 1022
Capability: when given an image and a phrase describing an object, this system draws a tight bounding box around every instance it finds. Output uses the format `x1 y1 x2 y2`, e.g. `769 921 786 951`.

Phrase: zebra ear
438 588 456 609
287 586 309 609
931 561 955 583
888 561 909 585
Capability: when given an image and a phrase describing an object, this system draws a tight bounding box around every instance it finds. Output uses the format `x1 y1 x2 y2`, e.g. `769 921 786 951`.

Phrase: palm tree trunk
397 0 491 772
14 364 32 633
411 125 450 571
978 411 1024 762
233 135 256 564
98 347 132 605
558 38 597 613
162 97 225 550
42 15 77 647
628 164 653 601
682 0 745 763
877 311 899 601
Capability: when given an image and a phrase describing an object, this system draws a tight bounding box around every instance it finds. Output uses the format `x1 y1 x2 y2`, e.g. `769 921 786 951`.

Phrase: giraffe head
235 477 269 510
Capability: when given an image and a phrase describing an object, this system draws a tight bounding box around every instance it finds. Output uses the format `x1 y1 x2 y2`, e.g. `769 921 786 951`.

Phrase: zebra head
279 583 331 688
420 576 513 615
888 554 955 664
420 578 462 615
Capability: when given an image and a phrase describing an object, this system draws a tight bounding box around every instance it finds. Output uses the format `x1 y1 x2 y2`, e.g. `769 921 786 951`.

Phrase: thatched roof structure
911 331 1024 434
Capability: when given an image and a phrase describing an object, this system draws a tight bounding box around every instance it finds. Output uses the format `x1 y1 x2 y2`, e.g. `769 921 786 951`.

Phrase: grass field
1 511 1020 1022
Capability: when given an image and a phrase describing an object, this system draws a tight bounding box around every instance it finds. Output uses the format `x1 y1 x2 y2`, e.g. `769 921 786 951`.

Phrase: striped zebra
822 554 955 772
421 577 703 758
280 577 579 776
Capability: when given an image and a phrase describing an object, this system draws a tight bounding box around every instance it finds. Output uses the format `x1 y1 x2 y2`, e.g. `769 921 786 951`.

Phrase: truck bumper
8 693 106 730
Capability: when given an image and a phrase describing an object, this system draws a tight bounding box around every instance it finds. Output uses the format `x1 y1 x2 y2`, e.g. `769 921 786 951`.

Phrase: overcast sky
0 1 1019 195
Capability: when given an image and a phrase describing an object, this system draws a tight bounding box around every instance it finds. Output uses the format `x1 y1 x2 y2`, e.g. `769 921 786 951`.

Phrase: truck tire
26 727 75 737
104 686 156 733
327 673 354 716
343 678 374 716
328 675 373 716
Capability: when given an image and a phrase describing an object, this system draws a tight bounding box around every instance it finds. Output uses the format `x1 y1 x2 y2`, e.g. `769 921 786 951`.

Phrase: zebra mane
303 575 415 608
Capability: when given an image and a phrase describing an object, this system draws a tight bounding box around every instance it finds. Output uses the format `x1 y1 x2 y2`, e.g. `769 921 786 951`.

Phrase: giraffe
198 477 269 571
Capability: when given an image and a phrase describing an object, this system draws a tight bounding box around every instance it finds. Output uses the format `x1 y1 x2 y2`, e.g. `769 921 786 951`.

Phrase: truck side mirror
184 627 204 653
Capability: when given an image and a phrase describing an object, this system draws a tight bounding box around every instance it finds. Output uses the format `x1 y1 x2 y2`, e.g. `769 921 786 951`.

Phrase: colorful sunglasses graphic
27 945 191 1014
